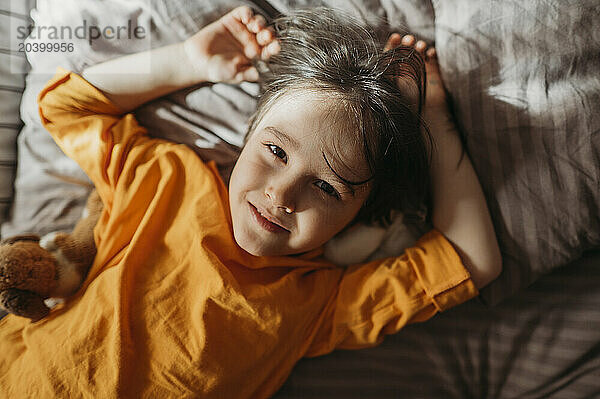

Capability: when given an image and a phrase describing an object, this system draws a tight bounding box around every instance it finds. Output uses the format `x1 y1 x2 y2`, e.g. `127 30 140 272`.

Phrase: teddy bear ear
0 234 41 246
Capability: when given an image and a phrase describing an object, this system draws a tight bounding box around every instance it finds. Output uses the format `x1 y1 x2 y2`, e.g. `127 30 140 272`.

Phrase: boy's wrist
181 39 205 83
167 40 207 87
181 38 214 85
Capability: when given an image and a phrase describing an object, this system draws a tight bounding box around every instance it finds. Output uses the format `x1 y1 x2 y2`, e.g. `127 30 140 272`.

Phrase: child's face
229 90 372 256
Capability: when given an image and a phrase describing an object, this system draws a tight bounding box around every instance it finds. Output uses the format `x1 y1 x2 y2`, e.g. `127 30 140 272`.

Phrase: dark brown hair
248 8 432 226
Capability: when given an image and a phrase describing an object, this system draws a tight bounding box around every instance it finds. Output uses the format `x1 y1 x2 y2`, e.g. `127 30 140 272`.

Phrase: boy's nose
265 180 296 213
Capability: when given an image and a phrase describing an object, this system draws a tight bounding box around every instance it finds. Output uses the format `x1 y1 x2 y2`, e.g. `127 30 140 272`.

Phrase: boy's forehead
262 90 350 145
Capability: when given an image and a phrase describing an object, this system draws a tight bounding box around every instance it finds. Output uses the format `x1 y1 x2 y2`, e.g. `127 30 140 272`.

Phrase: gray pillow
433 0 600 303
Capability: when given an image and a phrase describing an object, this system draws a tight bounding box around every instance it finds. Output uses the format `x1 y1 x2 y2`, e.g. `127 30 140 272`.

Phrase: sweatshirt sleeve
305 229 478 357
38 67 150 204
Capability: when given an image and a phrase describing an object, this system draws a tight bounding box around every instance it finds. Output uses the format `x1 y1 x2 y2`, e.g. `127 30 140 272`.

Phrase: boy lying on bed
0 6 501 398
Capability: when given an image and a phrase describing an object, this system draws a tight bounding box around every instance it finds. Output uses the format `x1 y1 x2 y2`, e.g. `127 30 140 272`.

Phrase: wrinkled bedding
1 0 599 396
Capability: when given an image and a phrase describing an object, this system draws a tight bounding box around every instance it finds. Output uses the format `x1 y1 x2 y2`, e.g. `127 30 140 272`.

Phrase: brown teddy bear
0 190 103 322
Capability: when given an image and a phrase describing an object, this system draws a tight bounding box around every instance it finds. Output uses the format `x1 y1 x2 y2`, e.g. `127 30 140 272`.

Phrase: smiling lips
248 202 290 233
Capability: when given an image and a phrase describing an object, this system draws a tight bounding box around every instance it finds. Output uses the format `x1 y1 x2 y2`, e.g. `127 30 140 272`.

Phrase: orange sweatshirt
0 68 477 398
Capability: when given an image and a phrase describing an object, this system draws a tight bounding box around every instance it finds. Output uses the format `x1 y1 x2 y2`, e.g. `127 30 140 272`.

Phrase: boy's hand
81 6 279 112
183 6 280 84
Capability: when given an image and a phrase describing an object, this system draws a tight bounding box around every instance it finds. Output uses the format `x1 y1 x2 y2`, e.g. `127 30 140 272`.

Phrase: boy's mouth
248 202 290 233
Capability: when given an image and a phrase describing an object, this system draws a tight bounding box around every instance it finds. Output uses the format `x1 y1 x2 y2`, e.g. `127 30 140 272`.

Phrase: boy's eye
265 144 287 162
263 142 340 199
314 180 340 199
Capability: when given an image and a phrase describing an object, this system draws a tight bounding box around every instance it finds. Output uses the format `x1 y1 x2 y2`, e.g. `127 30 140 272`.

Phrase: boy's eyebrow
265 126 299 150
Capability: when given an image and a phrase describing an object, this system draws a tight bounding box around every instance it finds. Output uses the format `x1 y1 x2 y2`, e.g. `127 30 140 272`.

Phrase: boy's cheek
240 161 270 194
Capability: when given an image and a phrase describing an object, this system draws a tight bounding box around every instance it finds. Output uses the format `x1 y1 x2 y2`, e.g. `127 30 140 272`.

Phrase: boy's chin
233 229 281 257
231 218 317 257
235 235 318 258
238 241 268 257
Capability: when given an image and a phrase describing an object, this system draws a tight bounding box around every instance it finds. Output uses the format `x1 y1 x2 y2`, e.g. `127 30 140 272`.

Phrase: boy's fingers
247 14 266 33
401 35 415 46
256 28 273 46
235 66 259 82
224 14 260 58
229 5 253 25
384 33 402 51
225 7 276 60
426 47 437 59
415 40 427 53
261 40 280 59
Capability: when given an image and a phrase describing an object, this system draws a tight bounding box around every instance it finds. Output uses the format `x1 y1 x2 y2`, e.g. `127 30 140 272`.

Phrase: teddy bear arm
52 233 97 275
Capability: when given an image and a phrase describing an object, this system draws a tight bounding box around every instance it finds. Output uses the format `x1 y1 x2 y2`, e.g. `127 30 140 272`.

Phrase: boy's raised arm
81 42 200 113
81 6 279 113
423 56 502 290
427 111 503 290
